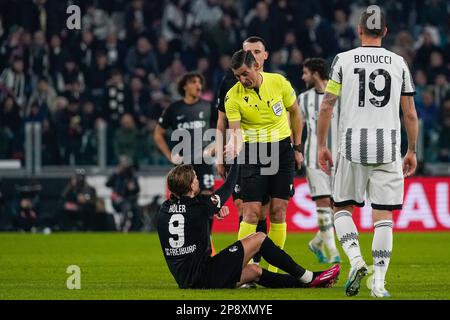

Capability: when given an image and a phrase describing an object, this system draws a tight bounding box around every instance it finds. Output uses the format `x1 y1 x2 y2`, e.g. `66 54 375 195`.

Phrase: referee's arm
224 120 243 162
287 100 303 147
224 94 243 162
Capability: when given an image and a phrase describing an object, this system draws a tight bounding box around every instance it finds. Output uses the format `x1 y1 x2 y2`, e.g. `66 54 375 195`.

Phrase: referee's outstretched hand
318 146 333 176
224 141 242 162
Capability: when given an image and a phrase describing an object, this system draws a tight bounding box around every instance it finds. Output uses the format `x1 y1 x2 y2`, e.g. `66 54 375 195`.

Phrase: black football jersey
158 99 212 163
156 195 219 288
156 164 238 289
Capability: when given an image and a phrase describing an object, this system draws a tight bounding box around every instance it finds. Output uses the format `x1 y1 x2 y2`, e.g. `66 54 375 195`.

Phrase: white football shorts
306 167 333 200
332 154 404 210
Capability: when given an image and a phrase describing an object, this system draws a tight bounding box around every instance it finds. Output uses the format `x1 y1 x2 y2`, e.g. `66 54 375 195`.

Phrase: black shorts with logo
240 137 295 202
203 241 244 288
230 166 271 205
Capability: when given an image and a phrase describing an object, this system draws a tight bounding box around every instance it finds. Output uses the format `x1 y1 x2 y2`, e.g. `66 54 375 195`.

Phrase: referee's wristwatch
293 144 302 152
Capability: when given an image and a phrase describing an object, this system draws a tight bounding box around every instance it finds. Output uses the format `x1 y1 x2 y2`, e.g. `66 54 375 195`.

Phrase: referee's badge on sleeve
272 101 283 116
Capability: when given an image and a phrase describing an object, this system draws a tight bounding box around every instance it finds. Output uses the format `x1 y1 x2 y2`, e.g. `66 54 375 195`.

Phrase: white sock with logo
311 230 323 247
372 220 393 288
334 210 363 269
317 207 338 253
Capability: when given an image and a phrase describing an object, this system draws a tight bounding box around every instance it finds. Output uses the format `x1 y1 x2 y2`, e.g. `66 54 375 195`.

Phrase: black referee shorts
230 165 270 205
240 137 295 202
203 240 244 289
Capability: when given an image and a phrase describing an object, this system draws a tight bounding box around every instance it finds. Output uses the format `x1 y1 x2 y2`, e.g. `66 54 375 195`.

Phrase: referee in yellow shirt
224 49 303 272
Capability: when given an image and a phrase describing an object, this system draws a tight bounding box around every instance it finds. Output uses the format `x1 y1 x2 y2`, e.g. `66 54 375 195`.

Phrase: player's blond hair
167 164 195 201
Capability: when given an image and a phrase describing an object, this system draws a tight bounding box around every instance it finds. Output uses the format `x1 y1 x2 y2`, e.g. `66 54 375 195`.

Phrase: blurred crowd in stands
0 0 449 166
0 158 152 232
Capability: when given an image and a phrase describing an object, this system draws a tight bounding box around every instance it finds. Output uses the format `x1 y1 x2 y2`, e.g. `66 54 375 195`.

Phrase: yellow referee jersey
225 72 297 143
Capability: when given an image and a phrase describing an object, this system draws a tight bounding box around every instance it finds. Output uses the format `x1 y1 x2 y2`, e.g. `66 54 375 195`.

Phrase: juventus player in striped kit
317 8 418 297
298 58 340 264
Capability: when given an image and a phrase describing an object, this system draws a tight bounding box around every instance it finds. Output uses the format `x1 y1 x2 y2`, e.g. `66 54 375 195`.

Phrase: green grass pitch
1 232 449 300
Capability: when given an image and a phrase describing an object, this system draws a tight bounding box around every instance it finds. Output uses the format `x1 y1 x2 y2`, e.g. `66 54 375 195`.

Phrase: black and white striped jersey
299 87 340 168
328 46 415 164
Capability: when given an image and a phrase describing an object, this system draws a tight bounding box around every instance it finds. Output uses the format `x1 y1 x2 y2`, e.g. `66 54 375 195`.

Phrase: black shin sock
253 219 267 263
259 237 306 278
257 269 307 288
257 218 267 234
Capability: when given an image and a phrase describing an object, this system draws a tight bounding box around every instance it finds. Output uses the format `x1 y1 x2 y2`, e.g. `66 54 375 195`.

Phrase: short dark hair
303 58 328 80
231 49 256 70
110 68 123 77
167 164 196 200
243 36 267 51
38 76 49 83
359 7 386 38
177 72 204 97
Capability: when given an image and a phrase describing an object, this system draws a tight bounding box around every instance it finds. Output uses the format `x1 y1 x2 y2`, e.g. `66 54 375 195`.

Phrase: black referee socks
257 218 267 234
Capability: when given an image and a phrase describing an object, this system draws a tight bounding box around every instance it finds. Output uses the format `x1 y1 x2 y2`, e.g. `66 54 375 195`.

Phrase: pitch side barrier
211 177 450 232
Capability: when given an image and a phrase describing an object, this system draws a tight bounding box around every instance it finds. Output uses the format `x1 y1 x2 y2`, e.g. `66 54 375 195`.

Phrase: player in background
215 36 270 268
154 72 215 194
298 58 341 264
225 49 303 274
157 161 340 289
154 72 217 253
317 8 418 297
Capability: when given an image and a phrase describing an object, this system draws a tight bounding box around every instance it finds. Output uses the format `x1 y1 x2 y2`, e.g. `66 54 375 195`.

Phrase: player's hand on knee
318 146 333 176
403 150 417 178
216 206 230 220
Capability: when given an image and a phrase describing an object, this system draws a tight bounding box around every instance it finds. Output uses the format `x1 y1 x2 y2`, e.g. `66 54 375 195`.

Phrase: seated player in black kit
156 163 340 289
